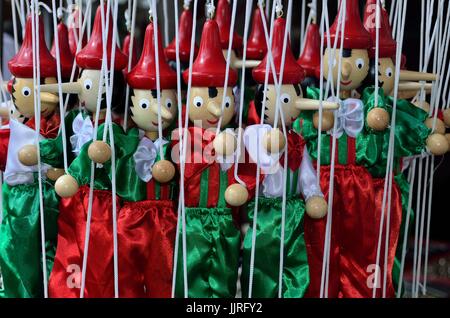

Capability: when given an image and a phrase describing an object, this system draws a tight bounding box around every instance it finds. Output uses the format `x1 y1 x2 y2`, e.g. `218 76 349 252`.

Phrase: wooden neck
145 131 159 141
340 90 352 99
92 109 106 122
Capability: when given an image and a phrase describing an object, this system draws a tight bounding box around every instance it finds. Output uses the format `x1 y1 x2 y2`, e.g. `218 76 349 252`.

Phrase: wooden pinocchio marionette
0 14 61 298
299 0 389 298
172 8 258 298
240 15 339 298
41 4 130 298
116 17 178 298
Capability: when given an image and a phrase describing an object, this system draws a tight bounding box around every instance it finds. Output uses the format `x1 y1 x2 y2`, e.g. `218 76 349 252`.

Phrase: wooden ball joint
152 160 176 184
18 145 38 166
213 132 237 157
263 129 286 154
55 174 79 198
224 183 249 207
443 108 450 127
88 141 112 164
305 196 328 219
367 108 390 131
46 168 65 181
426 133 449 156
425 118 446 135
445 134 450 151
313 111 335 132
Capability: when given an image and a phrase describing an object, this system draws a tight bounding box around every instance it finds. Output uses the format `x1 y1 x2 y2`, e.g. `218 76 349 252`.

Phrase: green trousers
241 196 310 298
0 181 59 298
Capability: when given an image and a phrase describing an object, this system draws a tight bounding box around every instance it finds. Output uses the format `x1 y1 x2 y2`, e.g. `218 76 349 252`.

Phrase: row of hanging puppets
0 0 448 298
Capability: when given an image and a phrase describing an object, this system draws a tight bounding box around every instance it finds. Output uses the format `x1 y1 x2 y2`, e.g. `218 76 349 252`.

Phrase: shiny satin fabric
118 199 177 298
305 164 378 298
241 196 309 298
0 180 59 298
49 185 120 298
174 207 240 298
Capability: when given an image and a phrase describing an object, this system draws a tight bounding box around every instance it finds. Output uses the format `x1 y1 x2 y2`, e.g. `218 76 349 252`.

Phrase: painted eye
385 67 393 77
22 86 31 97
355 58 365 69
224 96 232 108
165 98 173 108
280 93 291 104
84 79 93 90
139 98 150 109
193 96 203 108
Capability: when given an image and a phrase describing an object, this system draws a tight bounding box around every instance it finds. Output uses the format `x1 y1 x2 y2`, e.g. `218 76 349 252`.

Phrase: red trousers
304 165 402 298
49 185 177 298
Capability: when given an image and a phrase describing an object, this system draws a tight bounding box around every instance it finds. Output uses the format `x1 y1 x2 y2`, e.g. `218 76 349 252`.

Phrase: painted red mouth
152 121 162 126
207 118 219 125
340 80 352 86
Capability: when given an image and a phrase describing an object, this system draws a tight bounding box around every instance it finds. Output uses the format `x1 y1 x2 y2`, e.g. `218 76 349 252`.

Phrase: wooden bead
445 133 450 150
443 108 450 127
46 168 65 181
224 183 249 207
263 128 286 154
152 160 176 183
424 118 446 135
88 140 111 164
55 174 79 198
412 100 431 113
367 108 390 131
313 110 335 131
213 131 237 157
305 196 328 219
18 145 38 166
426 133 449 156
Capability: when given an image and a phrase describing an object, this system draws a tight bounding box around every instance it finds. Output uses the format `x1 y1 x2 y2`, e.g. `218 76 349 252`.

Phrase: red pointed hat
8 15 57 78
363 0 396 58
326 0 371 49
298 23 321 77
215 0 243 50
122 33 139 76
165 8 199 63
67 7 87 56
76 5 127 70
183 19 237 87
51 22 75 78
246 8 268 60
253 18 305 85
127 22 177 90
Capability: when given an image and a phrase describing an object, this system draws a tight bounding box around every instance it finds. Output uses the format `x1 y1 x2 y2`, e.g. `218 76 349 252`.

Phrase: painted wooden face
11 77 58 118
323 48 370 92
77 69 105 113
188 86 235 129
256 84 303 128
375 57 395 95
130 89 177 131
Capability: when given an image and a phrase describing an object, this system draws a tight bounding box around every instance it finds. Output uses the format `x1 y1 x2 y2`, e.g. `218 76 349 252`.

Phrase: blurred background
0 0 448 297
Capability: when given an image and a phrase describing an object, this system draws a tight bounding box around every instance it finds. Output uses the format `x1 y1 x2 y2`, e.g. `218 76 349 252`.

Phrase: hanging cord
247 0 277 298
374 0 381 107
122 0 137 131
299 0 306 51
177 0 200 298
51 0 69 173
233 0 254 188
30 0 50 298
372 0 408 298
11 0 19 52
162 0 169 46
320 0 346 298
149 0 165 160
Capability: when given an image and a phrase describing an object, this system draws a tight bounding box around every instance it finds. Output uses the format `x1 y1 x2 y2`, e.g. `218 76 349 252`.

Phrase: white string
320 0 346 298
373 0 408 298
299 0 306 52
396 158 417 297
11 0 19 52
422 156 434 295
178 0 199 298
171 0 183 298
248 0 277 297
150 0 165 161
51 0 69 173
30 0 48 298
162 0 169 46
411 157 423 297
123 0 137 131
233 0 253 188
374 0 381 107
215 0 237 136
